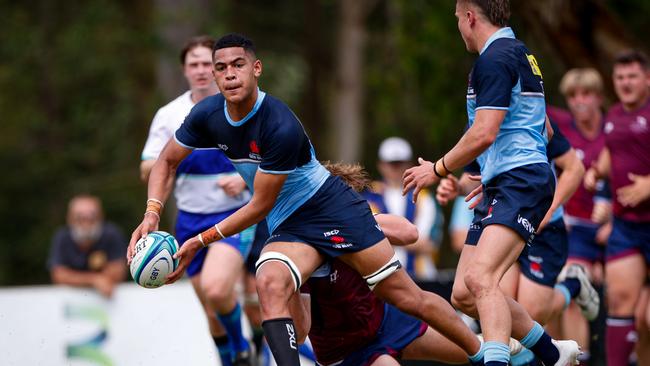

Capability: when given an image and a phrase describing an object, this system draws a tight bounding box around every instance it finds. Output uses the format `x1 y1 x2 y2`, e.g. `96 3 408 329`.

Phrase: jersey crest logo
250 140 260 154
526 54 543 78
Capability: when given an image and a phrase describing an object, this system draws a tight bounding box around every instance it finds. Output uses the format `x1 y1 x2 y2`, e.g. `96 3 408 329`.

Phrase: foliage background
0 0 647 285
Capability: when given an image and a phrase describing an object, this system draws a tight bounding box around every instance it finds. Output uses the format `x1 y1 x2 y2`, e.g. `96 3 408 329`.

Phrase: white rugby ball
130 231 179 288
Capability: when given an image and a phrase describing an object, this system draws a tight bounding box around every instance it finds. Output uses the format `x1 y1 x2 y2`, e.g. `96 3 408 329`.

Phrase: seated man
48 194 127 297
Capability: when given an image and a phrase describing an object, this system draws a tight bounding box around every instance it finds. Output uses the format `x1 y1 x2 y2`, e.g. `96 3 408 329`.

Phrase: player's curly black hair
213 33 256 57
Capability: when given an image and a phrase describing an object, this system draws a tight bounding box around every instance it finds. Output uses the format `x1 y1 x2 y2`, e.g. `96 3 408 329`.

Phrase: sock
606 316 637 366
520 322 560 366
298 343 316 362
554 284 572 309
558 278 581 298
468 340 485 365
511 348 536 366
483 341 509 366
262 318 300 366
212 335 233 366
217 303 249 354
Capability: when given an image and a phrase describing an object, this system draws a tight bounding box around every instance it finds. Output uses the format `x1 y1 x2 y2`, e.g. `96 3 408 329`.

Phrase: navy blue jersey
175 90 330 232
546 120 571 160
466 27 549 183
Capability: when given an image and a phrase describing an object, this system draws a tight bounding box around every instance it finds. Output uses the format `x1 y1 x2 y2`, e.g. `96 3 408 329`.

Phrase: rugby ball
130 231 179 288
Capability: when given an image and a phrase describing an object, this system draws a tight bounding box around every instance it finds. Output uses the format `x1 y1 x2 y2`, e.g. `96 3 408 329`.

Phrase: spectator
365 137 441 280
48 194 127 297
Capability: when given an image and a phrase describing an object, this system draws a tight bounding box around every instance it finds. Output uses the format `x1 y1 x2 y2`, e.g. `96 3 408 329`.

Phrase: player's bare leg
452 225 579 366
401 326 479 364
339 238 484 363
190 274 232 365
255 241 323 366
201 243 252 363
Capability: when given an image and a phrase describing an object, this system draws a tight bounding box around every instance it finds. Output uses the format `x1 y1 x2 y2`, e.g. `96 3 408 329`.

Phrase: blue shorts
246 219 269 274
175 209 256 277
466 163 555 246
518 219 568 287
567 223 605 263
266 176 386 258
606 218 650 263
335 303 427 366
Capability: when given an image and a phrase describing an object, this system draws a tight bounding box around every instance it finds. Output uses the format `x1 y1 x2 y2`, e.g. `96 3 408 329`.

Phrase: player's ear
253 59 262 78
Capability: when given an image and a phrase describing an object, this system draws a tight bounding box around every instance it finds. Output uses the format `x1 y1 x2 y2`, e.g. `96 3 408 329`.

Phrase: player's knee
451 286 475 314
256 265 293 300
464 266 496 298
201 280 231 306
606 286 636 315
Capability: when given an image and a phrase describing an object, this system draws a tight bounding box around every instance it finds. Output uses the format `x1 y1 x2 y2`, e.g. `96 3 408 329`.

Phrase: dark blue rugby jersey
466 27 548 183
174 90 330 232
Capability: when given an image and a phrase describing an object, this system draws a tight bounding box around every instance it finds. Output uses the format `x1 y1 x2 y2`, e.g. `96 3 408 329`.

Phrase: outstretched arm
374 214 418 246
128 139 192 261
403 110 505 202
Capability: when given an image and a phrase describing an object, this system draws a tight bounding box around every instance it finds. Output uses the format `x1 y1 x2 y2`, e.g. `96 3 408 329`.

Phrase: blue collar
480 27 515 55
224 88 266 126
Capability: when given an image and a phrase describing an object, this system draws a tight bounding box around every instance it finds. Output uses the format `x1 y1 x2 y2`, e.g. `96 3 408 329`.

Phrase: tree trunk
154 0 212 100
330 0 377 162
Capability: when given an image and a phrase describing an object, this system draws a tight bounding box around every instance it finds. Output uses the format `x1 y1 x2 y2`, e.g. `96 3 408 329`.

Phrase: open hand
402 157 439 203
127 213 159 264
617 173 650 207
165 237 202 284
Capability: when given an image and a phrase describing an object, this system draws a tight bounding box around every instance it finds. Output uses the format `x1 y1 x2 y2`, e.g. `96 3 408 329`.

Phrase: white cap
378 137 413 162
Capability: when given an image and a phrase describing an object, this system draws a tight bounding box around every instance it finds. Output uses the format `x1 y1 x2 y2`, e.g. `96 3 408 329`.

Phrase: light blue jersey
466 27 549 184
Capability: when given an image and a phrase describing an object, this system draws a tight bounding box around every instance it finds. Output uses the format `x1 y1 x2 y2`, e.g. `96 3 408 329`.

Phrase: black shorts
518 218 568 287
266 176 386 258
466 163 555 246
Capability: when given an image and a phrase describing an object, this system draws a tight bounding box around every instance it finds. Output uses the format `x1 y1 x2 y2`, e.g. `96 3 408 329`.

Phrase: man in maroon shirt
549 68 609 364
585 50 650 366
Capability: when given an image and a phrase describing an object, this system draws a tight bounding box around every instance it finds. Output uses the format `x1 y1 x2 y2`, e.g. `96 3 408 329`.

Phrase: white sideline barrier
0 281 220 365
0 281 314 366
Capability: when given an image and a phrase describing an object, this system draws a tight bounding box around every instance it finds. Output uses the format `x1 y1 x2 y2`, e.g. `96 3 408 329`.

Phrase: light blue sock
520 322 544 349
555 283 572 309
217 303 249 353
484 341 510 365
